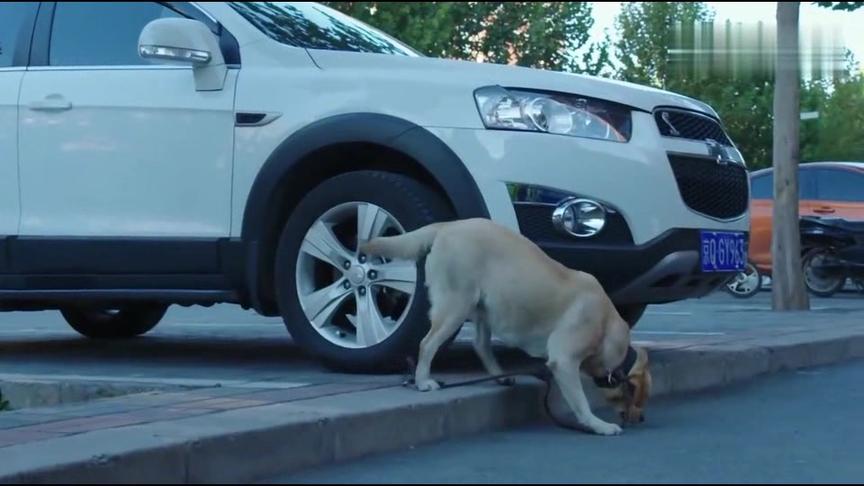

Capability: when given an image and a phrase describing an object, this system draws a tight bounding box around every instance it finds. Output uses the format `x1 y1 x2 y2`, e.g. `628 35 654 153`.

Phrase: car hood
307 49 719 117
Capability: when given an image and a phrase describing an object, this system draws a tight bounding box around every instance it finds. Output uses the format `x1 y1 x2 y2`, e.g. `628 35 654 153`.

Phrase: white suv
0 2 750 371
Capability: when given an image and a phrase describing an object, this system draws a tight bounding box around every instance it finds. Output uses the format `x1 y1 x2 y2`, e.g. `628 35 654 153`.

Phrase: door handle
28 95 72 112
813 206 835 214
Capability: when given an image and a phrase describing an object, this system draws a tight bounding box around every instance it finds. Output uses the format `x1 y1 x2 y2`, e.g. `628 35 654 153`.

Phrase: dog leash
401 357 585 431
401 357 550 388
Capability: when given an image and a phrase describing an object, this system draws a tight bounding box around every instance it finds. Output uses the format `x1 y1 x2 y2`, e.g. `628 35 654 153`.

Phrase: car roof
751 161 864 176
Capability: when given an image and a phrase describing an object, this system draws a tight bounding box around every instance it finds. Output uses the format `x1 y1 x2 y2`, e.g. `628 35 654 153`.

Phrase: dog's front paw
496 377 516 387
415 379 441 392
591 421 623 436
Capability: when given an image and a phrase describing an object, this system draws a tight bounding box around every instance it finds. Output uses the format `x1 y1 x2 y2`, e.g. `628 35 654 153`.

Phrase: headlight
473 86 632 142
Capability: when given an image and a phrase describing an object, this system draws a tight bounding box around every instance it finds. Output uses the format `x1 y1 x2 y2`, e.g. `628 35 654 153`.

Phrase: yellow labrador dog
361 218 651 436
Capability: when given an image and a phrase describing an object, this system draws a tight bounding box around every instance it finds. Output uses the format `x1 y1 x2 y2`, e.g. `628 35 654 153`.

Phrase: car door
798 167 819 219
813 167 864 221
747 173 774 270
747 168 817 272
17 2 236 239
0 3 38 239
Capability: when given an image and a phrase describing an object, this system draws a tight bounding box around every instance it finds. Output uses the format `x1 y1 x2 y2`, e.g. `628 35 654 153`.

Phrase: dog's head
599 346 652 425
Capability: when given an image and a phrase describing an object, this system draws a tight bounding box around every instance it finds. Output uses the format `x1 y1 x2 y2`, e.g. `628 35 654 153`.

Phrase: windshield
228 2 420 57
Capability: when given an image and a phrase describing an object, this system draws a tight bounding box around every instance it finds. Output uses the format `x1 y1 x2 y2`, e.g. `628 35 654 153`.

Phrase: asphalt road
268 359 864 484
0 290 862 389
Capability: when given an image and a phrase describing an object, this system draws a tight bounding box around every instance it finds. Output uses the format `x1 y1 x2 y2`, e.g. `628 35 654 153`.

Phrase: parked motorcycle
800 216 864 297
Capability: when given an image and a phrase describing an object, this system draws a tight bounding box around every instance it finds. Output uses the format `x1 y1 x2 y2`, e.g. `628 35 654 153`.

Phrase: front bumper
512 199 744 303
539 228 742 304
426 113 750 245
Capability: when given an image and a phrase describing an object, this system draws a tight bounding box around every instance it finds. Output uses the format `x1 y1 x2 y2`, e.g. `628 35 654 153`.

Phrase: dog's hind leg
472 314 512 386
547 328 623 436
414 292 473 391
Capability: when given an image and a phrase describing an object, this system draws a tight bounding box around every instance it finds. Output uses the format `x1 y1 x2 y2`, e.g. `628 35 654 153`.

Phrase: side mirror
138 18 227 91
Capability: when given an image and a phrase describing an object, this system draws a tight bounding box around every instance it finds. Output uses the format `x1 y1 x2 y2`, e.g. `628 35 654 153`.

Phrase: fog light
552 198 606 237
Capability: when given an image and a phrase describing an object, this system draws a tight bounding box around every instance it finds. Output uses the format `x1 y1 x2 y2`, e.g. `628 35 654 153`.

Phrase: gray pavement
3 288 864 483
269 359 864 484
1 290 862 390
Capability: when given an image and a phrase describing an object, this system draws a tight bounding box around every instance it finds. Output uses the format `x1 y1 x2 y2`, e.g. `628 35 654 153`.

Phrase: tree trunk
772 1 809 311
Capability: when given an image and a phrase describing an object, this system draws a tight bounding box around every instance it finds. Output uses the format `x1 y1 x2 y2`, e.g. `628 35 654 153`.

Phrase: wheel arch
239 113 489 314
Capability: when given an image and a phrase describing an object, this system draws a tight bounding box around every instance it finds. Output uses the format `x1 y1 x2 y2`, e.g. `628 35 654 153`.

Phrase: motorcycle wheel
802 248 846 298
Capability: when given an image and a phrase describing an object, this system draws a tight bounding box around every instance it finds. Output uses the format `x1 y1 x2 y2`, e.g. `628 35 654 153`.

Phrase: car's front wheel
275 171 452 372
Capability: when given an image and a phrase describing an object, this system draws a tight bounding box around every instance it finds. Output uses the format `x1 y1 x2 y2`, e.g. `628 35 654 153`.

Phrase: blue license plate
700 231 747 272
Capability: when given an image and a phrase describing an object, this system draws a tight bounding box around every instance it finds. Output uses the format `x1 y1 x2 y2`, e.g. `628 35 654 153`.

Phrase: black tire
616 304 647 329
802 248 845 298
275 171 453 373
724 262 762 299
61 303 168 339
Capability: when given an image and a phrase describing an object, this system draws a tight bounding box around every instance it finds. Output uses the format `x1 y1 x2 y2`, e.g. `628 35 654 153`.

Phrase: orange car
727 162 864 297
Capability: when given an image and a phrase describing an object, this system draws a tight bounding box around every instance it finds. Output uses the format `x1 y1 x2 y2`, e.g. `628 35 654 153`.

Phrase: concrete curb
0 379 164 411
2 331 864 484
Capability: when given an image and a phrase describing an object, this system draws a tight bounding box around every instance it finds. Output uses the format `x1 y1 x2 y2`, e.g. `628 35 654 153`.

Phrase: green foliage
814 2 864 11
614 2 714 88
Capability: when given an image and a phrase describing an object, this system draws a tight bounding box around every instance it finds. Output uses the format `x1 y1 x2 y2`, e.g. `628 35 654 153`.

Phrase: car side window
799 169 817 200
49 2 182 67
0 2 39 68
815 168 864 202
749 170 817 200
750 174 772 199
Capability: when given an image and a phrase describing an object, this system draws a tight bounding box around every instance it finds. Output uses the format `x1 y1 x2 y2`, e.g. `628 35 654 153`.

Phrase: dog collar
593 346 638 389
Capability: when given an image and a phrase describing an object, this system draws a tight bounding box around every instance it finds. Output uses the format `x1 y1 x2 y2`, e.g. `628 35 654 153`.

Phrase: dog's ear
627 346 651 417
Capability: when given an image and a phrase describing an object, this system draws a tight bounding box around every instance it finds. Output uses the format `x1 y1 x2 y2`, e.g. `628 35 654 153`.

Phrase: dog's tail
360 222 446 261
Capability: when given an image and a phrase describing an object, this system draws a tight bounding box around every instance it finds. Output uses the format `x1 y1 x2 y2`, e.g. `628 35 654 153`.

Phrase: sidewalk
2 319 864 483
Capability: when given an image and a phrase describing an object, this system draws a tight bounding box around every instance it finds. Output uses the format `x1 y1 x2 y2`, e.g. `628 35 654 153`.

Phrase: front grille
668 154 749 219
514 204 633 246
654 109 732 146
